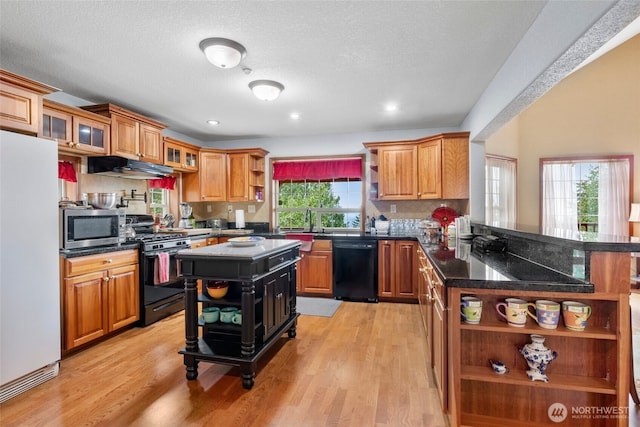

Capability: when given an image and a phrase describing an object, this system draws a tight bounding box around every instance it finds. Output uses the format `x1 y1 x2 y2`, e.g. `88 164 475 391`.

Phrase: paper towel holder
235 209 246 229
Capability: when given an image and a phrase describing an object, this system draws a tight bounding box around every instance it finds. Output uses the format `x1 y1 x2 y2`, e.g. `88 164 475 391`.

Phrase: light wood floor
0 302 447 427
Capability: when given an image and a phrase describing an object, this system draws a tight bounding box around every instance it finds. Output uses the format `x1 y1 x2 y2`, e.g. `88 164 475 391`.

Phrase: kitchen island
176 239 300 389
418 225 639 427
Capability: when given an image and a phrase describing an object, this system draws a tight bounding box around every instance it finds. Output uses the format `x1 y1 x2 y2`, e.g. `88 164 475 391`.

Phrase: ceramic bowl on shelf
205 280 229 299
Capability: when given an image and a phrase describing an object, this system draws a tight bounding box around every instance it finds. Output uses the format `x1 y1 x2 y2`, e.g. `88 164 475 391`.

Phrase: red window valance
273 159 362 181
149 176 176 190
58 161 77 182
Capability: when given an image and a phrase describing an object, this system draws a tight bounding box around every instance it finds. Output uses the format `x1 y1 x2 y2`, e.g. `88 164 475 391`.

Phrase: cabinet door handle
103 276 110 282
110 276 116 280
105 259 113 264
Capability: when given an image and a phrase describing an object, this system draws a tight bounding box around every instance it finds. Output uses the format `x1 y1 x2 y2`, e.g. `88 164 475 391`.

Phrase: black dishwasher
333 240 378 302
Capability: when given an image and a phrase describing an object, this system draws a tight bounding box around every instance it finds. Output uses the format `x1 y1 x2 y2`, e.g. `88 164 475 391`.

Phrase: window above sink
272 156 365 233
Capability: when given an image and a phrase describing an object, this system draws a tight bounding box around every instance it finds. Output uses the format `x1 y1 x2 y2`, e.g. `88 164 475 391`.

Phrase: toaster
472 235 507 252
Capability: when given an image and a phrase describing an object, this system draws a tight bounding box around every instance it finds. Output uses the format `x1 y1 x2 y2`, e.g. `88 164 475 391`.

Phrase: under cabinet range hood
88 156 173 179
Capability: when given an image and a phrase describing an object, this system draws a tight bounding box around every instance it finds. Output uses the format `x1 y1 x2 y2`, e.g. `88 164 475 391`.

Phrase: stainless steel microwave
60 208 126 250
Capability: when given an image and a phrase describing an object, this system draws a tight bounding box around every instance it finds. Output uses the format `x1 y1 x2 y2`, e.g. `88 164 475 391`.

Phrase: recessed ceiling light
290 112 301 120
207 120 220 126
384 103 398 112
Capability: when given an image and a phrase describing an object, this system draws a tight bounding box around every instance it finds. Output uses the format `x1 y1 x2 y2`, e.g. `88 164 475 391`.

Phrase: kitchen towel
154 252 170 285
236 210 245 229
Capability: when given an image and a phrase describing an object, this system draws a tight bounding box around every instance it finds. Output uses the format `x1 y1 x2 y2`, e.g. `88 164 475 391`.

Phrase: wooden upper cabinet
200 151 227 201
183 149 227 202
43 99 109 154
418 133 469 199
182 147 268 203
0 69 58 135
378 145 417 200
138 122 162 163
164 136 199 172
82 103 165 164
364 132 469 201
418 139 442 199
225 149 268 202
227 152 250 202
74 115 109 154
111 113 138 158
440 134 469 199
42 101 72 144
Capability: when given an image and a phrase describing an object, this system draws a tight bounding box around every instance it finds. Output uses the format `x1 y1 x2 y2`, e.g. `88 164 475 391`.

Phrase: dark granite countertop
59 241 141 258
259 231 419 241
473 222 640 252
419 237 594 293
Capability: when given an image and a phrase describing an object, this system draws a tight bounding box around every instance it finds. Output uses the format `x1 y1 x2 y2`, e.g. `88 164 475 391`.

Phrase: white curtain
542 163 578 233
598 160 630 236
485 157 516 225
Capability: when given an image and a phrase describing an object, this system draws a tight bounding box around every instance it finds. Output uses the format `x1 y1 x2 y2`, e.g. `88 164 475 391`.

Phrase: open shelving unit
448 286 630 427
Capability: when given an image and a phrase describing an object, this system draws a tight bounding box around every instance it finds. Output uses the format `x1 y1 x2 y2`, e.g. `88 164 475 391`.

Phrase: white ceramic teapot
519 334 557 382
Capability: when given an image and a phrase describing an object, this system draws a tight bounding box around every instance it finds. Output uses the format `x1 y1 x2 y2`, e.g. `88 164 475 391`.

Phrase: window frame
485 154 517 226
270 154 366 233
148 187 170 218
539 154 634 235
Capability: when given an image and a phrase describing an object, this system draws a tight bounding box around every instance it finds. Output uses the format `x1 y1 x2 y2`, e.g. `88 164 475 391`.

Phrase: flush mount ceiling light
207 120 220 126
249 80 284 101
199 38 246 69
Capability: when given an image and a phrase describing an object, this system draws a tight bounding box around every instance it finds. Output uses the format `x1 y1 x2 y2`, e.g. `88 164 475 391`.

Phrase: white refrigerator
0 130 61 402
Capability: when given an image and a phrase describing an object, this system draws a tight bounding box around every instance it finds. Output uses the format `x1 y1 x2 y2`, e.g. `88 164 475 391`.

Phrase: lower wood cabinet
61 250 139 352
417 246 447 410
378 240 418 300
297 240 333 295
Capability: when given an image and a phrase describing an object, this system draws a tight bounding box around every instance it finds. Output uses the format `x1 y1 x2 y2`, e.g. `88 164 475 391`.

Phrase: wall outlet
207 204 212 213
248 205 256 213
227 205 233 214
390 204 397 213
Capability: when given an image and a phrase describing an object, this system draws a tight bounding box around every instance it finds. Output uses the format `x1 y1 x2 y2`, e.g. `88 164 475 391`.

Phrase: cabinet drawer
190 239 207 249
311 240 332 251
267 250 293 271
64 250 138 277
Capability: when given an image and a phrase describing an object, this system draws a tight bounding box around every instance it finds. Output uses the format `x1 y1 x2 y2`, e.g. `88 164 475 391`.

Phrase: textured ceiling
0 1 636 143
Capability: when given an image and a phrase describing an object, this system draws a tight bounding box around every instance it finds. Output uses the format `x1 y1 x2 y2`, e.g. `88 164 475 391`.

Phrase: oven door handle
146 248 183 257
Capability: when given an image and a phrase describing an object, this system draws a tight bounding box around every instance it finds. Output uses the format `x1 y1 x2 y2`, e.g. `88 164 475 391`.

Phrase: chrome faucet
304 208 314 232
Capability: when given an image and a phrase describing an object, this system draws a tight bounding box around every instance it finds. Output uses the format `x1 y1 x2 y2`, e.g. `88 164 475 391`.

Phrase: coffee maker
178 202 193 228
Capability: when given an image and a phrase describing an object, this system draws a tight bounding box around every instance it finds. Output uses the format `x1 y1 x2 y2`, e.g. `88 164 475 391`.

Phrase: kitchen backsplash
367 199 468 222
189 199 468 230
190 201 270 224
79 174 148 214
